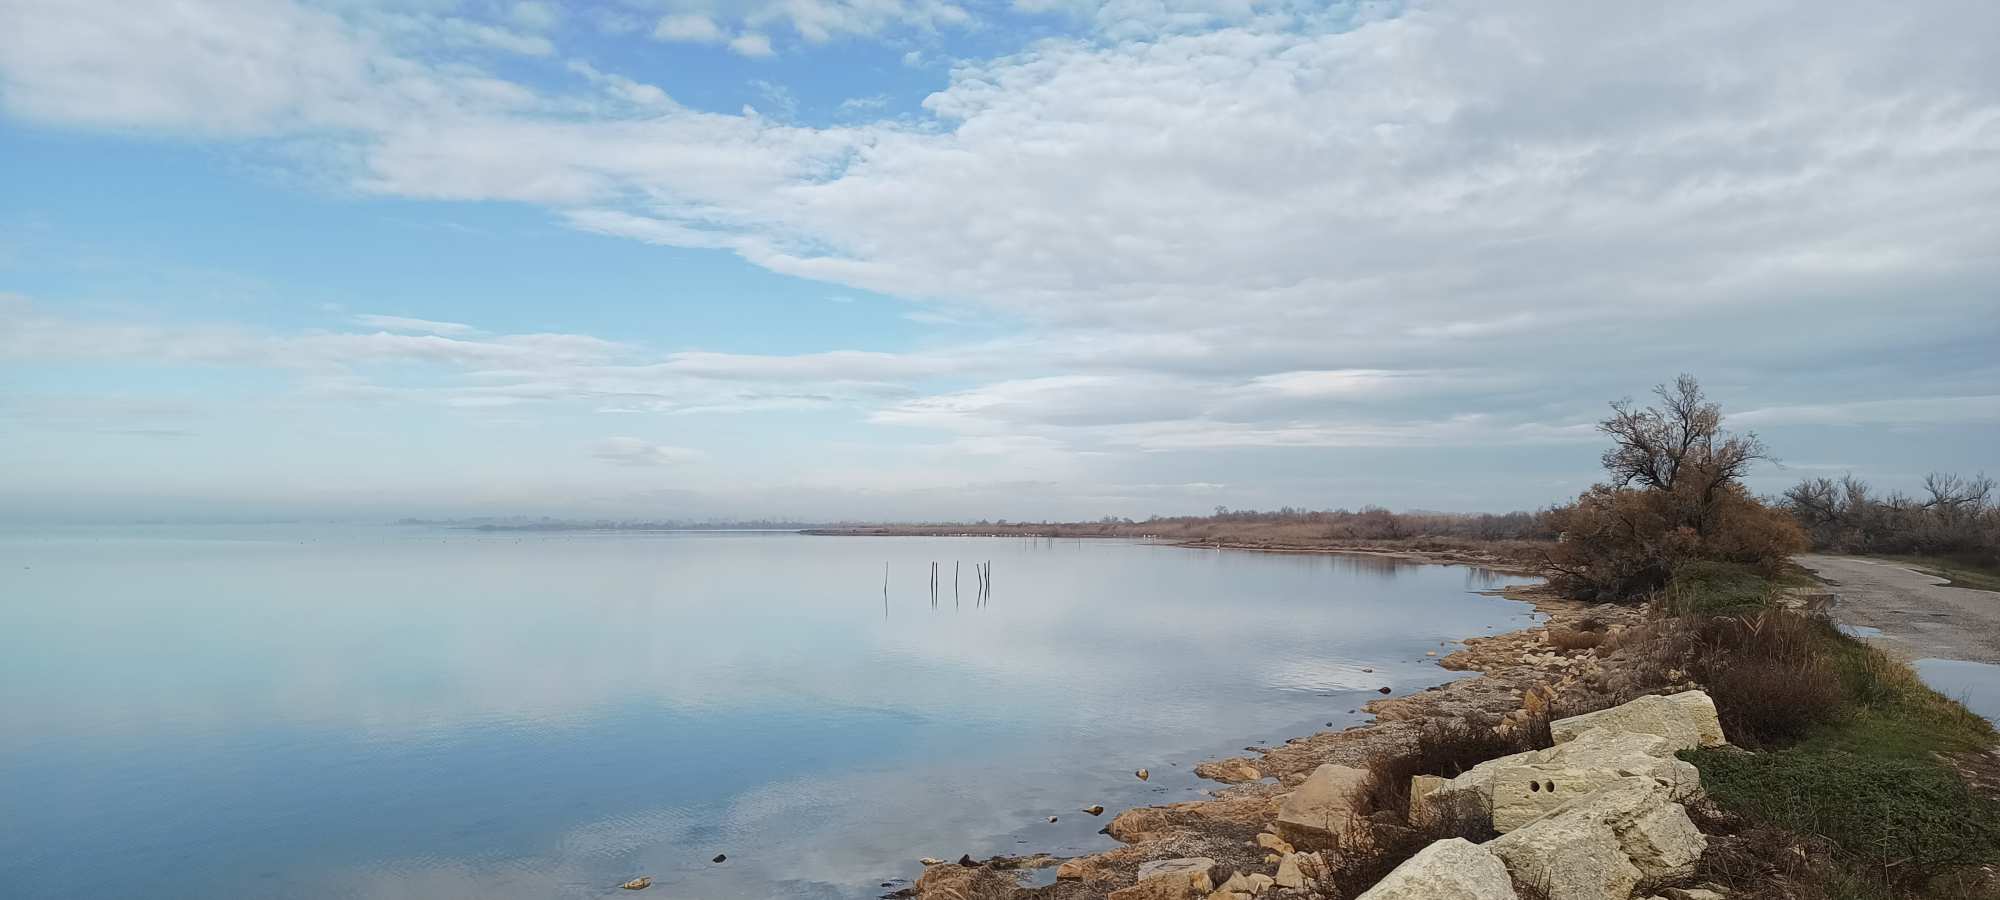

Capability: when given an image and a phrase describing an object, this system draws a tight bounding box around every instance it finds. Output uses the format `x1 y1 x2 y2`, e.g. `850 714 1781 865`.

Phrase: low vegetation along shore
879 377 2000 900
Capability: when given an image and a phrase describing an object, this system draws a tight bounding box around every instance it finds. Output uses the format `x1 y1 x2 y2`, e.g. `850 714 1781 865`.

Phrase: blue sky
2 0 1996 522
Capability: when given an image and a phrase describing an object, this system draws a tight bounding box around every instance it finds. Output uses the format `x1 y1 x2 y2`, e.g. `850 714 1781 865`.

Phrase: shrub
1353 717 1530 820
1702 656 1844 748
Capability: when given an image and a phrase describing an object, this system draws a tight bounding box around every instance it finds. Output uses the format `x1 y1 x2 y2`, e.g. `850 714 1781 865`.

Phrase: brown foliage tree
1547 376 1803 601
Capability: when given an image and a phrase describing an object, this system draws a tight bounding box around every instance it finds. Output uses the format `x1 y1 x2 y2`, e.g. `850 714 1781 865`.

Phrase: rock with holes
1354 838 1519 900
1430 728 1702 832
1550 690 1725 751
1274 764 1368 845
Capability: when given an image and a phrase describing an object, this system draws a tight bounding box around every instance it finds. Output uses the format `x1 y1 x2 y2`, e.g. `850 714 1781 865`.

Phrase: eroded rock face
1489 779 1706 900
1429 725 1703 832
1490 803 1642 900
1550 691 1725 751
1135 857 1218 892
1274 764 1368 846
1354 838 1520 900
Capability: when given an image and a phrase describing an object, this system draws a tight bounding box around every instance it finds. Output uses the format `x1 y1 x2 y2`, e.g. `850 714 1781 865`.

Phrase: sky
0 0 1996 523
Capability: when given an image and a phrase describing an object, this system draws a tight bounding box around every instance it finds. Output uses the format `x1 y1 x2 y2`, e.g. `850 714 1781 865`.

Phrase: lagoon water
0 527 1536 899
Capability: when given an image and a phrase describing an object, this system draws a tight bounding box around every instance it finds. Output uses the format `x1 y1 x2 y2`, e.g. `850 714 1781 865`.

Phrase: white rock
1246 873 1275 894
1551 690 1726 751
1490 779 1706 900
1430 727 1702 832
1275 764 1368 845
1354 838 1520 900
1490 804 1642 900
1136 858 1218 893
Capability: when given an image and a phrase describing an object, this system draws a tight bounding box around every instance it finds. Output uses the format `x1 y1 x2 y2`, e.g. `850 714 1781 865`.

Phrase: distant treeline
396 517 828 531
1780 472 1998 568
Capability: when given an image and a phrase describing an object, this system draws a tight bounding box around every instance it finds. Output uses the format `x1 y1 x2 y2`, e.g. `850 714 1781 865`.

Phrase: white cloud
508 1 560 31
592 437 705 466
729 32 776 57
352 314 478 336
653 13 724 43
3 0 1999 515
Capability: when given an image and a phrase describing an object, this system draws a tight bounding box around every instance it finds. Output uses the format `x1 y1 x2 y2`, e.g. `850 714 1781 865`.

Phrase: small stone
1048 816 1059 823
1247 873 1275 894
1264 854 1281 865
1083 804 1105 816
1136 768 1150 781
711 854 727 863
619 876 652 891
920 857 944 866
1255 832 1293 854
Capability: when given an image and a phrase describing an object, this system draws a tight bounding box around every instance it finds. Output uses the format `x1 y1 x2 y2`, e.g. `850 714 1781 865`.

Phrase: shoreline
903 545 1626 900
800 528 1548 579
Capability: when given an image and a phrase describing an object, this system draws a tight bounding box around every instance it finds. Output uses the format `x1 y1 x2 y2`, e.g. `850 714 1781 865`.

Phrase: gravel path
1799 554 2000 663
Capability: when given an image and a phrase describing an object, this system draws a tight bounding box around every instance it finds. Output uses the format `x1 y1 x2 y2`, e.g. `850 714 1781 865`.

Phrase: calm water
0 527 1537 899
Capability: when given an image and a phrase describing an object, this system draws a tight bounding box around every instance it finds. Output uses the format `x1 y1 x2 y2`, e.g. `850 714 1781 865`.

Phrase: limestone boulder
1274 764 1368 845
1271 852 1323 890
1550 691 1725 751
1428 727 1702 832
1135 858 1218 893
1490 803 1642 900
1354 838 1520 900
1489 779 1706 900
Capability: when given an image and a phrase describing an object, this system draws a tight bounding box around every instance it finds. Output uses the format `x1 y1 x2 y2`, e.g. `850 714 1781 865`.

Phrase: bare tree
1922 472 1995 526
1597 374 1769 535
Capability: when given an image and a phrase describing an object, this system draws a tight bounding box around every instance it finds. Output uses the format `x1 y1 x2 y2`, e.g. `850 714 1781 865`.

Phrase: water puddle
1912 658 2000 725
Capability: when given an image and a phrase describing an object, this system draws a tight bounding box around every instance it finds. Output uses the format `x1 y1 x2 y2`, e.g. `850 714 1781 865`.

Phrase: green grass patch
1877 555 2000 593
1662 560 1778 615
1685 748 2000 883
1667 563 2000 894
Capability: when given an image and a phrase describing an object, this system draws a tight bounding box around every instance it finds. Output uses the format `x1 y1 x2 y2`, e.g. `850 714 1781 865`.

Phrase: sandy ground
1799 554 2000 663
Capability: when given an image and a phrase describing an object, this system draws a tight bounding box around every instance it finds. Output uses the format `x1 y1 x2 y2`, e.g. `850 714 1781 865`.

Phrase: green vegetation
1877 554 2000 593
1665 566 2000 898
1688 750 1999 889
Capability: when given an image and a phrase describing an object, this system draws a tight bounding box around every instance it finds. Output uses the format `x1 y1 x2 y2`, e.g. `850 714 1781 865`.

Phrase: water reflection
0 528 1537 900
1912 658 2000 725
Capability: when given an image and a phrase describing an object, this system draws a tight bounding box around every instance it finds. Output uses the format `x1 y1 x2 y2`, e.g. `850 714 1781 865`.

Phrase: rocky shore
907 553 1683 900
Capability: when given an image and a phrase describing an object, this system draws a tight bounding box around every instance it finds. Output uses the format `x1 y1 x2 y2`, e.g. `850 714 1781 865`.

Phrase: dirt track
1798 554 2000 663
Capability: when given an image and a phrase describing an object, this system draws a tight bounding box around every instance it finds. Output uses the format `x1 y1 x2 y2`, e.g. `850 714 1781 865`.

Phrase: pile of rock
1363 690 1726 900
1071 690 1727 900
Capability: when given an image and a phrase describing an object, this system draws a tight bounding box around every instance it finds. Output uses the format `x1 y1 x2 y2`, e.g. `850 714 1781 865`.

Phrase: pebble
620 877 652 891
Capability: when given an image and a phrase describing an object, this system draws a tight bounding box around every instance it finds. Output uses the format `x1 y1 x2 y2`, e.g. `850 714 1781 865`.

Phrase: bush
1546 484 1806 601
1353 717 1533 820
1686 748 2000 888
